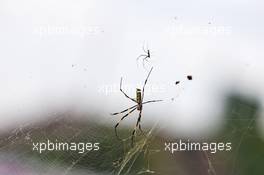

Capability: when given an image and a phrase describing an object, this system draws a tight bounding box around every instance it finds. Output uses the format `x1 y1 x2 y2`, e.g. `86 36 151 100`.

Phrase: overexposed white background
1 0 264 137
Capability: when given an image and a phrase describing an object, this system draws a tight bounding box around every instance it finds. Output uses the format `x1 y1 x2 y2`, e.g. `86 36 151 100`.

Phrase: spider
137 45 151 70
111 67 162 146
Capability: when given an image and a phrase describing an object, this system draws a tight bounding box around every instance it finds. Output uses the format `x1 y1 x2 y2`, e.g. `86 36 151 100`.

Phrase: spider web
0 93 263 175
0 111 123 175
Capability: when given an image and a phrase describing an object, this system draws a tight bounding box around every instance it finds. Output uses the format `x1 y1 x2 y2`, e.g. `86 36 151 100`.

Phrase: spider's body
111 67 162 146
146 50 150 58
136 88 142 110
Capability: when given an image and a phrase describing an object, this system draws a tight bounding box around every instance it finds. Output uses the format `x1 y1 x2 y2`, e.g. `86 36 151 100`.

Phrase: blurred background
0 0 264 174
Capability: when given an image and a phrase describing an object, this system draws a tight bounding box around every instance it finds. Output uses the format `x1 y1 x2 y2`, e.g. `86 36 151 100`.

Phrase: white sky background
0 0 264 137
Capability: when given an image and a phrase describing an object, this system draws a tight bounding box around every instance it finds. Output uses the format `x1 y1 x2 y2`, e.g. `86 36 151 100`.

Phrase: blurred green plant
1 93 264 175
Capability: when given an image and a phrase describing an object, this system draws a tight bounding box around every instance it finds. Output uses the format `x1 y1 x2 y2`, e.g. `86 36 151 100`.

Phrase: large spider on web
111 67 162 146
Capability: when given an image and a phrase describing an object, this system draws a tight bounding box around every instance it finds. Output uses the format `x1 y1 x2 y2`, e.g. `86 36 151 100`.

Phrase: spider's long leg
137 55 148 69
141 67 153 101
111 104 137 115
131 110 142 147
120 78 137 103
131 128 136 147
142 100 163 105
115 107 137 140
142 57 150 71
137 123 146 137
137 55 148 61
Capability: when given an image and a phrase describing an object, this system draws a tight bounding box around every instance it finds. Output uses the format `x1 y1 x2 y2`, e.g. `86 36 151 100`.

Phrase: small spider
137 45 151 70
111 67 162 146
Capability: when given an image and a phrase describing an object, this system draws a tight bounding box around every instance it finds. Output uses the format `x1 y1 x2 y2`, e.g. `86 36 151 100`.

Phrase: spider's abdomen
136 88 142 110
